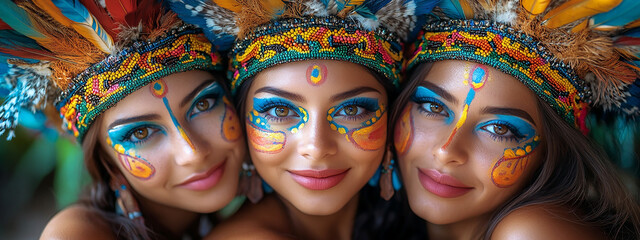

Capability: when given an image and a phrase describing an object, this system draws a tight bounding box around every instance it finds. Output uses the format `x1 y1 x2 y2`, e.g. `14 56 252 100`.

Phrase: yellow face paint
306 63 328 86
491 136 540 187
222 96 242 141
150 79 196 151
394 105 413 155
246 122 286 153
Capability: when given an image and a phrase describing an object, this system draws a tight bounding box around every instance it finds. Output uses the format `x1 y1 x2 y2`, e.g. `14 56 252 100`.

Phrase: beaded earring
369 146 402 200
111 175 144 224
238 162 264 204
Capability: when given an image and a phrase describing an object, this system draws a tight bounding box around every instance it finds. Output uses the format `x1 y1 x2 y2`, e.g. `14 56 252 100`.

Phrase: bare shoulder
206 195 294 240
40 204 115 240
492 204 607 240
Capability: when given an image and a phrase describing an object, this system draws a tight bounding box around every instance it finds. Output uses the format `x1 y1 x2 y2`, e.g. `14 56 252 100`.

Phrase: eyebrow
180 80 216 108
330 87 381 102
481 107 537 126
254 87 305 103
420 81 458 105
107 114 162 130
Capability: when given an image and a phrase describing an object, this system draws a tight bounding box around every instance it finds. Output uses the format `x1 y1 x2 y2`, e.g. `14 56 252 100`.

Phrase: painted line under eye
486 114 536 140
107 121 164 147
188 82 224 119
412 86 454 124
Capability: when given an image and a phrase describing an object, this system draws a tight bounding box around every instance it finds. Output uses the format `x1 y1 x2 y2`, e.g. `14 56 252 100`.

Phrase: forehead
250 60 386 98
424 60 541 119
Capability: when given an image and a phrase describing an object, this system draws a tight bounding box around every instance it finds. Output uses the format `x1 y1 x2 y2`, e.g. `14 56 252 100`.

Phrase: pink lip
177 160 226 191
418 168 473 198
288 169 350 190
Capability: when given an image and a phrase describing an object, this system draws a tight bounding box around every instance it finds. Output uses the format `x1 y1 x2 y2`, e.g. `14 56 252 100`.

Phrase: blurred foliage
0 109 89 229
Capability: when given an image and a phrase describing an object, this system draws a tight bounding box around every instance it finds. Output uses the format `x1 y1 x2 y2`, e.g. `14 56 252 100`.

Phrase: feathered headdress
407 0 640 133
167 0 441 94
0 0 224 141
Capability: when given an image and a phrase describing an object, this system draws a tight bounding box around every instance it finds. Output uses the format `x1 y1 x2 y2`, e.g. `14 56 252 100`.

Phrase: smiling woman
392 0 640 239
0 1 246 239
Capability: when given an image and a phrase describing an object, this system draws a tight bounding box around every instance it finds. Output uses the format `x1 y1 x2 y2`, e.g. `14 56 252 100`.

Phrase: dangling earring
111 175 144 224
238 162 264 203
379 146 402 200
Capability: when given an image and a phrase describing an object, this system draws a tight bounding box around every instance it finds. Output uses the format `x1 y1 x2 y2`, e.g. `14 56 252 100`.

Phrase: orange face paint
306 63 328 86
491 136 540 187
348 113 387 150
246 122 286 153
394 105 413 155
221 96 241 142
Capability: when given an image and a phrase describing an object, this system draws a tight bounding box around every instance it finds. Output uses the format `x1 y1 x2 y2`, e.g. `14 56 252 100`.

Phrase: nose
432 127 470 167
296 112 338 161
173 126 211 166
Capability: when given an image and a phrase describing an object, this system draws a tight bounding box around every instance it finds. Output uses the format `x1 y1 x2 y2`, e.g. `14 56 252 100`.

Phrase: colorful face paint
481 114 540 187
106 123 161 179
221 96 242 142
394 105 414 156
306 63 328 86
327 97 386 151
412 86 455 125
150 79 196 151
442 65 489 150
246 97 308 153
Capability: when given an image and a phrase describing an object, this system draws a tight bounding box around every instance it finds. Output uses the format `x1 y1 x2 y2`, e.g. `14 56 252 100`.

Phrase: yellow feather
213 0 242 13
338 0 366 18
626 19 640 28
521 0 552 15
261 0 286 15
33 0 114 53
459 0 474 19
571 19 589 32
542 0 623 28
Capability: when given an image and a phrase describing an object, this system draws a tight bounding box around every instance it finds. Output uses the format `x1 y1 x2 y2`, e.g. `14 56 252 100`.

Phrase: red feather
0 46 57 61
125 0 163 30
79 0 119 36
105 0 137 26
615 36 640 46
0 19 10 30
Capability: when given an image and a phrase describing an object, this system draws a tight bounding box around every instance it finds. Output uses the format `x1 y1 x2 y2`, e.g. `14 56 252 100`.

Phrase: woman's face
245 60 387 215
395 60 544 224
98 70 245 213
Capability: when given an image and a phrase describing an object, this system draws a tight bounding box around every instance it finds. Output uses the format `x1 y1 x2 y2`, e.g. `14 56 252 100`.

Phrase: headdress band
408 19 590 131
56 27 222 141
229 16 403 94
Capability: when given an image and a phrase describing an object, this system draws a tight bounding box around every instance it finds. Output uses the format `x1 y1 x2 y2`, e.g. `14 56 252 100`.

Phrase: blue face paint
327 97 383 134
250 97 307 133
476 114 536 143
411 86 455 125
188 82 224 119
108 122 166 149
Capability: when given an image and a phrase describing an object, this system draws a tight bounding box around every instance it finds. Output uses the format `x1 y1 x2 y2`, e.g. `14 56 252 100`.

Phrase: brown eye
275 106 290 117
133 128 149 140
196 99 210 111
343 105 358 116
429 103 443 113
493 124 508 135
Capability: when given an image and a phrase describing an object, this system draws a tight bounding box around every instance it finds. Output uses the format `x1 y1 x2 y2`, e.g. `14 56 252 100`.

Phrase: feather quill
33 0 115 54
437 0 473 19
79 0 118 36
590 0 640 30
0 0 46 41
542 0 622 28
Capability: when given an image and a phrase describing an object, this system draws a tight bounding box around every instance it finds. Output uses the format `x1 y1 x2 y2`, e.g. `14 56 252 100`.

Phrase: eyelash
413 97 450 118
479 121 525 142
117 125 161 145
332 98 378 121
255 99 300 122
188 94 221 119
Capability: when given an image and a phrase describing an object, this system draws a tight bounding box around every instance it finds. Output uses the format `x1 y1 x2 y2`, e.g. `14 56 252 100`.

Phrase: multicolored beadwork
407 20 590 132
229 17 403 95
55 27 223 141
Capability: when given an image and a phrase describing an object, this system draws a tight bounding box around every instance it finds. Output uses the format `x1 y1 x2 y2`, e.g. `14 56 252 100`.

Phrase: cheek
246 118 287 154
221 97 242 142
490 136 541 188
106 138 156 180
347 113 387 151
394 105 413 156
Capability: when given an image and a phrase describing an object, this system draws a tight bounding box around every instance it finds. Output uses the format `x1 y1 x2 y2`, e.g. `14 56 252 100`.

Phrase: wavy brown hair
392 63 640 240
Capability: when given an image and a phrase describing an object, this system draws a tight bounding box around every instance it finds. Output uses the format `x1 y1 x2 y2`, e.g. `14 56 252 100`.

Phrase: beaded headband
168 0 441 95
229 16 402 94
55 27 222 141
407 19 590 131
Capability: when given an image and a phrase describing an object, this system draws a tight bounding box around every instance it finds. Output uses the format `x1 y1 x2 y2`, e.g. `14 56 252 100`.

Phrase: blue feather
591 0 640 29
0 30 43 50
625 28 640 38
0 0 46 40
437 0 466 19
167 0 235 50
362 0 391 14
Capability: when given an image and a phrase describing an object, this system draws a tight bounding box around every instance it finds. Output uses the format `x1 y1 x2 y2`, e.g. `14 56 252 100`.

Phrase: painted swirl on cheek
221 96 241 142
328 102 386 151
246 110 286 153
150 79 196 151
442 65 489 150
106 137 155 179
491 135 540 187
306 63 327 86
394 105 413 155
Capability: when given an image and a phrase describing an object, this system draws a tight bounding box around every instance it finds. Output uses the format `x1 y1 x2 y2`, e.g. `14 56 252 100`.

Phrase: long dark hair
233 60 420 240
393 63 640 240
